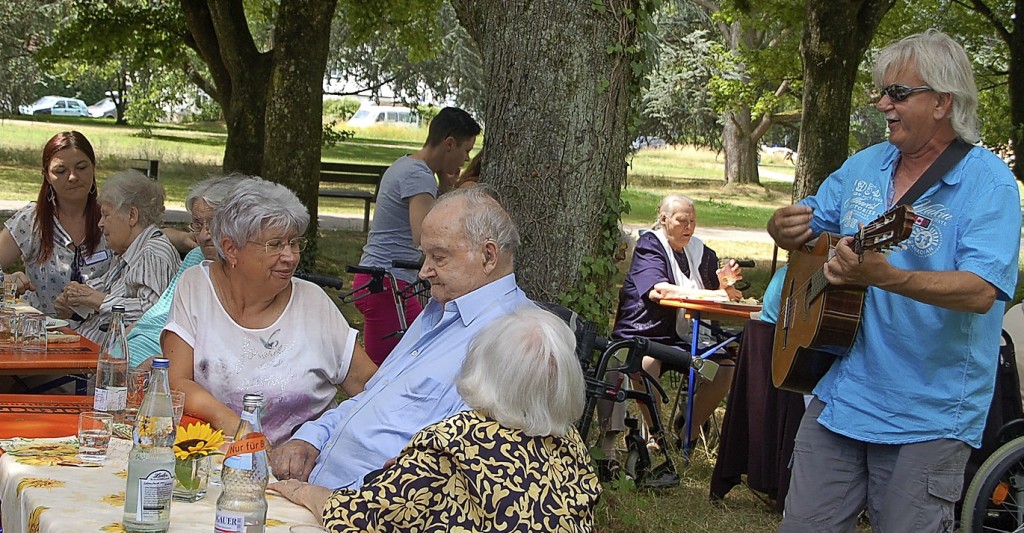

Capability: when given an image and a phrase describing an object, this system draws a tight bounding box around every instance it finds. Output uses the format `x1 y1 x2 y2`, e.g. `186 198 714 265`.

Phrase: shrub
323 98 361 121
322 120 355 147
416 104 440 126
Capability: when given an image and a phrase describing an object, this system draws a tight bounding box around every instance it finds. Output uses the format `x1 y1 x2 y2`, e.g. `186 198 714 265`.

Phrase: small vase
172 455 210 502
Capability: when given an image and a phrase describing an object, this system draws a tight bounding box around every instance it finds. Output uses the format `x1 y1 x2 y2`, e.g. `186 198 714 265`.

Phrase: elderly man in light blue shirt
270 186 533 489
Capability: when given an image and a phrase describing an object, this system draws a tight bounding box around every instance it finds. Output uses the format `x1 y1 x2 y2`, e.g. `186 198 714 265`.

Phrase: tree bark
722 108 761 184
965 0 1024 183
452 0 637 306
263 0 339 258
179 0 272 176
793 0 895 200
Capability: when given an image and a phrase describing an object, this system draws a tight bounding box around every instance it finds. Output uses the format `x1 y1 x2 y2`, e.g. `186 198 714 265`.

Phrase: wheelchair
537 302 720 489
960 419 1024 532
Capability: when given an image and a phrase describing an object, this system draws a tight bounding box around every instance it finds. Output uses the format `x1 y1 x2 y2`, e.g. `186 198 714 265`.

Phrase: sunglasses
879 83 933 102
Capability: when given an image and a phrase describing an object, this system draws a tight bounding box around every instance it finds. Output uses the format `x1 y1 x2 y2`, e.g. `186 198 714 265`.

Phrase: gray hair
97 169 165 227
456 306 585 437
211 177 309 260
653 193 695 229
185 174 251 213
872 29 980 144
433 185 520 261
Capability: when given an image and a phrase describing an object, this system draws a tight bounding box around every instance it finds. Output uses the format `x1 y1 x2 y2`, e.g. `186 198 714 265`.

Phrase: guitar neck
808 268 829 304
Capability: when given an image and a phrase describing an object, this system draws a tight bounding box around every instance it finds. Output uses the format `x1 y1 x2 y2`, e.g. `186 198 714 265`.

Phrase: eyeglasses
249 237 308 255
878 83 933 102
188 220 211 233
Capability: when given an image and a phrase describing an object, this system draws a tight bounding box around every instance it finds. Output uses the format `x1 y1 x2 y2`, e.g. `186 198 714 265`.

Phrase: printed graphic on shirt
842 181 949 260
842 180 884 231
906 198 951 258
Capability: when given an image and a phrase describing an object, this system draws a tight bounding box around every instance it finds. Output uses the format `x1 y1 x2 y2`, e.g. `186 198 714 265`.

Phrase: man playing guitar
768 30 1020 532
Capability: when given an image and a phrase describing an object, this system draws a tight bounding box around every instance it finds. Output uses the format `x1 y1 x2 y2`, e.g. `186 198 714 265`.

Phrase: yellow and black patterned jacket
323 409 602 532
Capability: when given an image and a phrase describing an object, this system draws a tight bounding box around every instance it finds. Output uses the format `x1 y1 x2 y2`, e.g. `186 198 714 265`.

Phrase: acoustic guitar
772 205 916 393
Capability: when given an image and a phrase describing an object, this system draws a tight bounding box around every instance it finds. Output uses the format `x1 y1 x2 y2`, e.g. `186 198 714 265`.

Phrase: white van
347 106 418 127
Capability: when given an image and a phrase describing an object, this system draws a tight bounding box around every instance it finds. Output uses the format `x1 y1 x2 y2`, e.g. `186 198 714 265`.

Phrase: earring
47 186 56 205
89 181 97 195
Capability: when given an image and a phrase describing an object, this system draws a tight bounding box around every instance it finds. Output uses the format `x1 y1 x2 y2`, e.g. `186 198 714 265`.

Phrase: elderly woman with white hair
55 169 180 343
269 306 602 532
163 177 376 445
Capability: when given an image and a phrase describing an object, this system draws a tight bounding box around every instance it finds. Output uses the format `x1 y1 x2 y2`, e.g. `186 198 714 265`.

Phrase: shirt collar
882 141 970 187
118 224 162 264
426 273 520 327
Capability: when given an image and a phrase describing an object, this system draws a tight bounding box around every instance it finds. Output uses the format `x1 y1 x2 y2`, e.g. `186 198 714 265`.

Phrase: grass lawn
6 117 1016 532
0 117 794 228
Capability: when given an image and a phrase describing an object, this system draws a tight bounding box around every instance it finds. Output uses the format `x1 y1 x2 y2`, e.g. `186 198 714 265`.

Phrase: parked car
346 105 418 127
18 96 89 117
88 97 117 118
631 136 668 151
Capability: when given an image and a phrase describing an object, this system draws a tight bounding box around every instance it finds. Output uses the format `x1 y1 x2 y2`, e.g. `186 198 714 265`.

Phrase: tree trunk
452 0 637 311
179 0 272 176
793 0 895 201
262 0 338 266
722 109 760 184
1008 0 1024 183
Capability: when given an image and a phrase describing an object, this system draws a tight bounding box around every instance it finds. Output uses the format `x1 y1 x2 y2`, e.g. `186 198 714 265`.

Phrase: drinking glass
125 368 151 426
78 411 114 462
19 316 46 354
170 390 185 427
209 434 234 487
0 309 16 349
2 278 16 309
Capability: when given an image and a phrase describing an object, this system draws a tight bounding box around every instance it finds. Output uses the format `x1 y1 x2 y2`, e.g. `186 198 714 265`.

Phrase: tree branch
324 74 400 96
179 0 232 105
961 0 1010 42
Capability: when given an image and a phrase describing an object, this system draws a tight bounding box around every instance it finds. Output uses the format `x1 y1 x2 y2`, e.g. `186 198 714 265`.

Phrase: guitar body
772 233 866 393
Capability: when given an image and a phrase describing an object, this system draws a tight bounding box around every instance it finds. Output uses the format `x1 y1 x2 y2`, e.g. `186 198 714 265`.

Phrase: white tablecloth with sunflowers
0 436 323 533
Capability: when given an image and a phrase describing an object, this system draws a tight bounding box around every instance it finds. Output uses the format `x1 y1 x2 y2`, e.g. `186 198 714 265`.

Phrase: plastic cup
78 411 113 462
124 368 151 426
170 390 185 427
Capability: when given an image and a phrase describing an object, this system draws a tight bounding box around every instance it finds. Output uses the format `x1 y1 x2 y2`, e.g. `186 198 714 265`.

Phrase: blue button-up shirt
803 142 1020 447
293 273 533 489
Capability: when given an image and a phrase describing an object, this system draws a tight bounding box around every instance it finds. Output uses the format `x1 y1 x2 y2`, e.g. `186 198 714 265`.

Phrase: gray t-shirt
359 156 437 283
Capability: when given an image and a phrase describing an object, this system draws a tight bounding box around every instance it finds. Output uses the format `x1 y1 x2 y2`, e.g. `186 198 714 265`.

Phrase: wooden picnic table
0 394 93 439
0 327 101 376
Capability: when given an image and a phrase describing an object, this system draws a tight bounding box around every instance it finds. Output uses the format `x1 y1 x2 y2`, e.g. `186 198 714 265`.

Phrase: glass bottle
92 305 129 423
214 393 269 533
123 357 175 533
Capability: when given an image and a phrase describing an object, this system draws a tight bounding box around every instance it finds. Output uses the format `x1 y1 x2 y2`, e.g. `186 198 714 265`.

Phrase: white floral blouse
4 203 112 315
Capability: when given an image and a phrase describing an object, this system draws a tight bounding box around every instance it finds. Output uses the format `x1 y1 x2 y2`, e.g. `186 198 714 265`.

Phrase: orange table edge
0 327 101 375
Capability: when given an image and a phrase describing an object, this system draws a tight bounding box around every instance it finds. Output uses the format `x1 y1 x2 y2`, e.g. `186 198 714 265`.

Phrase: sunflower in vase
172 422 225 501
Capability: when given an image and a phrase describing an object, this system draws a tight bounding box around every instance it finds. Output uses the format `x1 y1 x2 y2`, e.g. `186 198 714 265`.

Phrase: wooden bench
318 161 390 232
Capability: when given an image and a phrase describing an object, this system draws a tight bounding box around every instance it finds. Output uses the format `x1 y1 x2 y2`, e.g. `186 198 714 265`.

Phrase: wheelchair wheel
962 435 1024 532
623 429 651 483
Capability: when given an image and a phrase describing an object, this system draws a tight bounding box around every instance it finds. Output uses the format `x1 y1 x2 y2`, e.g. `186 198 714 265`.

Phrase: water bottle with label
123 357 175 532
214 393 269 533
92 305 129 423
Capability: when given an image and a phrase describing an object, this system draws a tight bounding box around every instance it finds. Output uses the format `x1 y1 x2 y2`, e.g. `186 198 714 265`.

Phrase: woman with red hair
0 131 112 314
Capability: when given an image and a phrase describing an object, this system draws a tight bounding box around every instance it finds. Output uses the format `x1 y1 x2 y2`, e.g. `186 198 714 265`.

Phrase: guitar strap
895 139 972 206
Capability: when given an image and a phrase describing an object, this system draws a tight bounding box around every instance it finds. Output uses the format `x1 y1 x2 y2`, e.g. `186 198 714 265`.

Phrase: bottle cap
112 305 126 313
152 357 170 369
